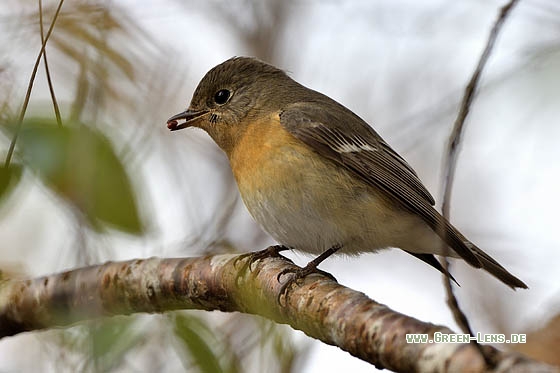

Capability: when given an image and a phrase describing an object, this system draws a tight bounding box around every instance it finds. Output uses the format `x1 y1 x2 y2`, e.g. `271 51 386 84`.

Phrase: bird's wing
279 101 435 206
279 102 480 266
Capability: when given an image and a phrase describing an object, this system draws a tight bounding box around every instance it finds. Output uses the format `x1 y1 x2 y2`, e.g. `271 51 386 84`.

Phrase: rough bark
0 253 555 372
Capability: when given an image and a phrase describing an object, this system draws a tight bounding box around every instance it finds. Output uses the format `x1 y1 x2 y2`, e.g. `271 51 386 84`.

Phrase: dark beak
166 109 209 131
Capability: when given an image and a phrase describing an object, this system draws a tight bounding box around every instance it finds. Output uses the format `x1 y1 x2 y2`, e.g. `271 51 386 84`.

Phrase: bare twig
0 253 554 372
4 0 65 168
39 0 63 128
440 0 521 366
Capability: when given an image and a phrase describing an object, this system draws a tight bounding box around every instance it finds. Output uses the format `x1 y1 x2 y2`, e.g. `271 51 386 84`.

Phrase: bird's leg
234 245 292 276
277 244 341 303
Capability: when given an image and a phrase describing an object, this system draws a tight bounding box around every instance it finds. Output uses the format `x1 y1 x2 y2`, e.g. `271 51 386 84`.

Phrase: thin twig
440 0 520 367
39 0 62 128
4 0 65 168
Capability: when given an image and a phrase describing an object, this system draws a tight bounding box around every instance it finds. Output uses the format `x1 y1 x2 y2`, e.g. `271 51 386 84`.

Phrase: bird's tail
466 240 528 289
436 217 528 289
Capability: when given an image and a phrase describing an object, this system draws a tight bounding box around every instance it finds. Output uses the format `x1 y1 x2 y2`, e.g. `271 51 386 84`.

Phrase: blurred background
0 0 559 371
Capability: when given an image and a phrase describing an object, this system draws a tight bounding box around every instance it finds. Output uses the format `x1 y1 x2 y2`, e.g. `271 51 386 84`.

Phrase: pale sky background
0 0 559 372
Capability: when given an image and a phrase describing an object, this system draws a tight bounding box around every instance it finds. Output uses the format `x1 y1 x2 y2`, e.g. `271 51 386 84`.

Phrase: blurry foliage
46 317 144 372
88 317 144 371
173 313 240 373
256 317 302 373
172 313 301 373
71 318 144 372
2 118 143 233
0 0 301 372
1 1 160 232
0 164 22 204
44 312 301 373
26 1 157 121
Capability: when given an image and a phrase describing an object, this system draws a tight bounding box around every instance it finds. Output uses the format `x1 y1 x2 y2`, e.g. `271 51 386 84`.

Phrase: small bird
167 57 527 290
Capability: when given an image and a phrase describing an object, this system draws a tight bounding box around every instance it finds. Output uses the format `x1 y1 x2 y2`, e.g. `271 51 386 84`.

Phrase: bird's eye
214 89 230 105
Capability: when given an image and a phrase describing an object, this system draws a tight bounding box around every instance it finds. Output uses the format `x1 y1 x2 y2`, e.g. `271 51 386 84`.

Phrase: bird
167 56 527 291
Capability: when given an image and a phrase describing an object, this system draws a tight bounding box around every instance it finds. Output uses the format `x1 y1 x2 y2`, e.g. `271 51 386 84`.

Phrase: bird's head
167 57 299 153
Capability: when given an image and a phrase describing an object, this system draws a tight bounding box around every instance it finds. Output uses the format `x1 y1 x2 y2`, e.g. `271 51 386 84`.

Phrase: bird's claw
235 245 291 284
276 263 337 304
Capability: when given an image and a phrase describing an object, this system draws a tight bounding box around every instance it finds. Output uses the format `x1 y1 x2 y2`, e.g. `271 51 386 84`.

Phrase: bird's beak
167 109 209 131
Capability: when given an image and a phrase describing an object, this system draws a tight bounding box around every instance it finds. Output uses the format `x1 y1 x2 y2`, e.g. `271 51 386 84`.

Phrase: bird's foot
235 245 292 281
276 261 337 304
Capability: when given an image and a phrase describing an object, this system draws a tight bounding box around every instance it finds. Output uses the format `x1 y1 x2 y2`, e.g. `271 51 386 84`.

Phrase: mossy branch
0 253 554 372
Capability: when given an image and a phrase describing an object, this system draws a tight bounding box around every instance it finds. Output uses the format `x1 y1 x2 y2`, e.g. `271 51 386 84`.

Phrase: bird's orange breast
229 112 312 194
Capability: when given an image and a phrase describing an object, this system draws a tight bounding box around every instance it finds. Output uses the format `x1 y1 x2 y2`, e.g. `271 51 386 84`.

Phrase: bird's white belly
244 183 347 255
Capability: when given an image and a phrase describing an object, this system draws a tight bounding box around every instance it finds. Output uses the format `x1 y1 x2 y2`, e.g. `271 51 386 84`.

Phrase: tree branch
0 253 553 372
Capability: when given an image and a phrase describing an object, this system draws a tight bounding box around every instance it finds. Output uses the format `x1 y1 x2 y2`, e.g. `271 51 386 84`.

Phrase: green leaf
173 314 225 373
0 164 22 204
17 118 143 234
52 317 142 372
89 317 141 371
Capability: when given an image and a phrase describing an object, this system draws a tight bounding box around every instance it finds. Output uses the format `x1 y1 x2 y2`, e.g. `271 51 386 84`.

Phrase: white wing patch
333 135 377 153
301 124 379 154
335 142 377 153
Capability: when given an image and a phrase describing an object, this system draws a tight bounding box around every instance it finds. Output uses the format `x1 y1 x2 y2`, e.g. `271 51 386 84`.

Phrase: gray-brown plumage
168 56 528 289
